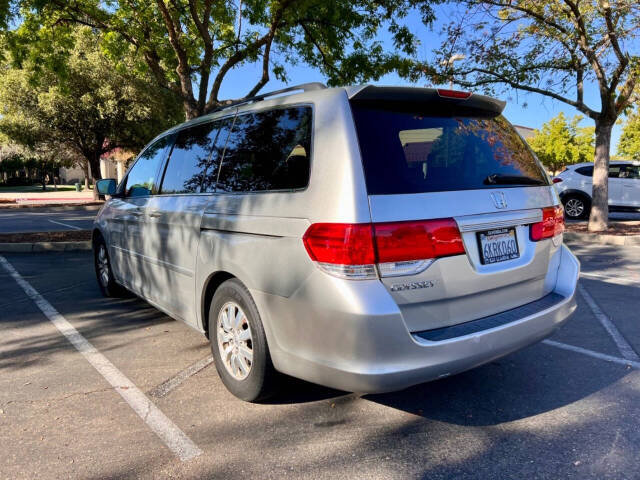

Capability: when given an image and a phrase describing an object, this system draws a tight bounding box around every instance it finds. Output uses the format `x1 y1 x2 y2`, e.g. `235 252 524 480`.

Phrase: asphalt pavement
0 242 639 479
0 206 100 234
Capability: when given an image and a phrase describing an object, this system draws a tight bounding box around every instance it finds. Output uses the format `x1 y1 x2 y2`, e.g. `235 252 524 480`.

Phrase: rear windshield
350 106 549 195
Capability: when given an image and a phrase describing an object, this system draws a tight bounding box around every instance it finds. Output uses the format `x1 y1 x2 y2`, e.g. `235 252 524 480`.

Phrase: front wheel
209 278 278 402
562 195 590 220
93 237 127 297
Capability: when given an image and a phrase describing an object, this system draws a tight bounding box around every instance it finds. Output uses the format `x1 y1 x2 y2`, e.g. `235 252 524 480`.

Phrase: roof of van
158 84 507 139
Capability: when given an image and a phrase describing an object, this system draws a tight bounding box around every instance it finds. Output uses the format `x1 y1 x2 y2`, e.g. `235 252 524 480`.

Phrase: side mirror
96 178 117 196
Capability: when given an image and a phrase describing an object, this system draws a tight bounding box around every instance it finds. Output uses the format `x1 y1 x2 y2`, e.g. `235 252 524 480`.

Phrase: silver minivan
94 83 579 401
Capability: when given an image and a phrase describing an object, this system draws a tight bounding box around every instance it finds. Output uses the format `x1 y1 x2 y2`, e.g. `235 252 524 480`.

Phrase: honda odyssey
94 83 579 401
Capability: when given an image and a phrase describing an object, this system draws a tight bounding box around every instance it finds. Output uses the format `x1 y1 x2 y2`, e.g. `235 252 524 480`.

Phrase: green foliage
527 113 594 174
618 109 640 160
429 0 639 122
0 27 183 180
0 0 439 118
425 0 639 230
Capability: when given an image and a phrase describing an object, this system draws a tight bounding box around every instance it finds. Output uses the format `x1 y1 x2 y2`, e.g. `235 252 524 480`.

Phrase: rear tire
562 194 590 220
209 278 278 402
93 236 127 297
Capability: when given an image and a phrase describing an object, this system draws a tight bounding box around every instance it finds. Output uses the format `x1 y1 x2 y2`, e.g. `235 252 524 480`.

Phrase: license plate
477 227 519 265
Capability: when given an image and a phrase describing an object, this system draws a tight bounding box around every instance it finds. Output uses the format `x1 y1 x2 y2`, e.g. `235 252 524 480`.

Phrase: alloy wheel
565 198 584 218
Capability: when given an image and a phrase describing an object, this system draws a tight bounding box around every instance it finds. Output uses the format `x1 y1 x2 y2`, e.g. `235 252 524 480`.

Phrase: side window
217 107 312 192
124 136 172 197
609 165 622 178
200 118 234 193
575 166 593 177
620 165 640 179
160 122 218 194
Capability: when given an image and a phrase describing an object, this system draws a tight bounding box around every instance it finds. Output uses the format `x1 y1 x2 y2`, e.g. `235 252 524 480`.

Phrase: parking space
1 245 639 479
0 206 100 234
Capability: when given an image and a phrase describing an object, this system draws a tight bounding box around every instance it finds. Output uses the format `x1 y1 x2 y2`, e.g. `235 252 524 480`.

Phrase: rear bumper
255 243 579 393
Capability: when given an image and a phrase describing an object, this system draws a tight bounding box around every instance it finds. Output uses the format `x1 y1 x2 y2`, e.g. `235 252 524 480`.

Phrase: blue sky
217 6 623 151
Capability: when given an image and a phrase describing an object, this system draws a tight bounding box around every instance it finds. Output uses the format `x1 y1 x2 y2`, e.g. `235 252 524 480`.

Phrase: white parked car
553 161 640 219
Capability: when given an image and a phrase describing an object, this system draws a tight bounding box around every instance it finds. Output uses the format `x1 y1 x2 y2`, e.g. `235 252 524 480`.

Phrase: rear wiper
483 173 545 185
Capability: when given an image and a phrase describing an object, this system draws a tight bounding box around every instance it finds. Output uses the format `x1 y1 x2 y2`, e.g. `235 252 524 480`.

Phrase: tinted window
621 165 640 179
217 107 312 192
200 118 234 193
125 136 172 197
350 106 549 195
575 166 593 176
608 165 623 178
160 122 219 194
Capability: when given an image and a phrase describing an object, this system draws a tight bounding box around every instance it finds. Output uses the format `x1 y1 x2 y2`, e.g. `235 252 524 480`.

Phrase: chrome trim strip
455 209 542 233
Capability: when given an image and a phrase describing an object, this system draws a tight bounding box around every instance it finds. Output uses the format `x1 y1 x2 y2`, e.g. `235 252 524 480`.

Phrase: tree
527 112 594 174
0 27 183 196
618 109 640 160
424 0 640 231
1 1 436 120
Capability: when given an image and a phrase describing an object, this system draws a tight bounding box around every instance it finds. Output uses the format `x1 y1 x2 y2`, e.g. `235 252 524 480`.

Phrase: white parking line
149 355 214 398
48 219 83 230
578 284 640 362
543 340 640 370
0 255 203 462
581 271 640 287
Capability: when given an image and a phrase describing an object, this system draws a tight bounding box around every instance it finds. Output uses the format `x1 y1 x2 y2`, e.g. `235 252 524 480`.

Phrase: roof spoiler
349 86 506 118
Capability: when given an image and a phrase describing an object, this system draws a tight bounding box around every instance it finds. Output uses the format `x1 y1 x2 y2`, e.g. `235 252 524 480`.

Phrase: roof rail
214 82 327 112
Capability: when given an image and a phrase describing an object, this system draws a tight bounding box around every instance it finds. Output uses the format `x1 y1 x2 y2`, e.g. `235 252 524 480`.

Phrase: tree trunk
87 152 103 201
588 120 614 232
82 161 90 191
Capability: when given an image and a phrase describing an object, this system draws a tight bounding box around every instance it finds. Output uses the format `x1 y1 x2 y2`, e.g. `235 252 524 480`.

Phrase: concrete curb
0 241 92 253
564 231 640 246
0 202 103 210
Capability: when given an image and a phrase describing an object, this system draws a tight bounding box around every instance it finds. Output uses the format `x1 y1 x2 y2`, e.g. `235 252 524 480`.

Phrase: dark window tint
575 166 594 176
621 165 640 179
217 107 312 192
350 106 549 195
200 118 234 193
125 136 172 197
575 165 627 178
161 122 219 194
608 165 623 178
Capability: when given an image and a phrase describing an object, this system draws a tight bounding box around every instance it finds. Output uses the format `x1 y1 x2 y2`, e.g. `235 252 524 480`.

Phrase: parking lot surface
0 206 100 234
1 242 639 479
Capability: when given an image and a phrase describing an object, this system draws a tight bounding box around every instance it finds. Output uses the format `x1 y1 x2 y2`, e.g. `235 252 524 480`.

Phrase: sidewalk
0 189 97 206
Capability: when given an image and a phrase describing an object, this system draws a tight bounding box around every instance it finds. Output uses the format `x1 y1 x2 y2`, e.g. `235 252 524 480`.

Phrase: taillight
552 178 563 183
303 218 465 279
531 206 564 241
374 219 464 262
436 89 472 99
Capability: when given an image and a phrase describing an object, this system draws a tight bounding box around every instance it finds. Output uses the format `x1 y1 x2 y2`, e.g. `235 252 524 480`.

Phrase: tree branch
205 0 294 110
455 66 600 119
245 37 274 98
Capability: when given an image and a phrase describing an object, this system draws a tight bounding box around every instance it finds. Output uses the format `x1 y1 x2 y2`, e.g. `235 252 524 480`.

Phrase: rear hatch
349 86 563 333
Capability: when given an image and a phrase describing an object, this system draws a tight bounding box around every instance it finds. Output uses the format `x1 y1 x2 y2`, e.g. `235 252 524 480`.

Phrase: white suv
554 161 640 219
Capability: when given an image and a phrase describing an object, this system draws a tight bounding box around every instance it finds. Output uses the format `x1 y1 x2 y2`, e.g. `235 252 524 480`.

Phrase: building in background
514 125 535 140
59 148 134 184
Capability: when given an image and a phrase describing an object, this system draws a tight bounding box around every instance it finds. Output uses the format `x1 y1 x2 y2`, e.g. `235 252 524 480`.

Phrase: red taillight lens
531 206 564 241
436 89 472 99
552 177 563 183
374 219 465 263
302 223 375 265
303 218 464 266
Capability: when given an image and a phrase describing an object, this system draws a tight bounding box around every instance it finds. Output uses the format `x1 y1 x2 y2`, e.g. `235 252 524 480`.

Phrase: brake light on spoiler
303 218 465 279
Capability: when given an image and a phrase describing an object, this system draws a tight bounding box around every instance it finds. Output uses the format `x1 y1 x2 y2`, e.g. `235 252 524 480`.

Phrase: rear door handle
148 211 162 218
